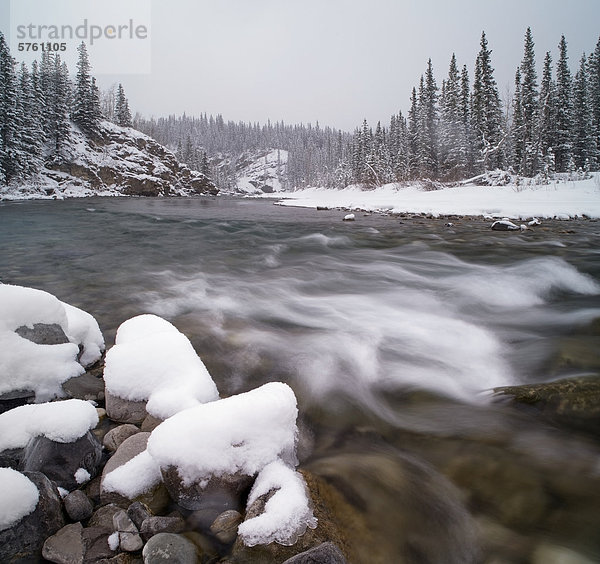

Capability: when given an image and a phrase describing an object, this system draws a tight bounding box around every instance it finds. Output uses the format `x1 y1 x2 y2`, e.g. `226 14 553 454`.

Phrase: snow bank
147 382 298 485
238 460 317 546
271 174 600 219
103 314 219 419
0 284 105 400
0 469 39 531
0 399 99 451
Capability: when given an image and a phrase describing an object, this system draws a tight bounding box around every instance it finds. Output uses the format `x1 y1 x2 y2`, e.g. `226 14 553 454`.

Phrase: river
1 196 599 563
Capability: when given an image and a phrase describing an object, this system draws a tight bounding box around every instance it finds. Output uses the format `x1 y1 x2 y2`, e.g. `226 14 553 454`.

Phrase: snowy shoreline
265 174 600 221
2 172 599 222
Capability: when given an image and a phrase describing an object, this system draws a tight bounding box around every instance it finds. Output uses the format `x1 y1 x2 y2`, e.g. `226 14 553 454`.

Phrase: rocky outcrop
4 121 218 200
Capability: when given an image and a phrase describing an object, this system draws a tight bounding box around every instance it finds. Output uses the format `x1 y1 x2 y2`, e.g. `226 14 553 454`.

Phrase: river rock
101 433 150 498
161 466 252 512
15 322 70 345
209 510 243 545
64 489 94 522
531 543 596 564
113 509 143 552
62 370 105 402
0 471 65 562
105 389 148 425
282 542 347 564
127 501 153 530
103 424 141 453
21 430 103 491
0 446 23 469
142 532 200 563
82 525 118 561
0 388 36 414
229 470 351 564
494 375 600 436
42 522 85 564
139 515 186 540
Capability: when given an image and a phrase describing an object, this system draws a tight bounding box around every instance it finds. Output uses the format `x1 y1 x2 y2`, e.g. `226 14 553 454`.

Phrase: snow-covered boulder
0 284 105 403
103 314 219 422
0 399 102 490
0 470 65 562
103 382 317 547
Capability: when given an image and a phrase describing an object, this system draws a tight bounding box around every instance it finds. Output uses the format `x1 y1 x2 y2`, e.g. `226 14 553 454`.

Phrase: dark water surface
1 196 600 563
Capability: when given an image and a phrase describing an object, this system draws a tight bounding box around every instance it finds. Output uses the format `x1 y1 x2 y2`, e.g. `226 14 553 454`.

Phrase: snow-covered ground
269 174 600 219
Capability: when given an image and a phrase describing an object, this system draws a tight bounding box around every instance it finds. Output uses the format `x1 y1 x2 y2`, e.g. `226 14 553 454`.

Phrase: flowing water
1 196 600 563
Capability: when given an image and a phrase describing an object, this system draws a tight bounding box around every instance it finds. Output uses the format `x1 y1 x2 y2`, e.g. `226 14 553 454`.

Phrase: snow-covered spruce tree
407 86 420 178
471 31 505 172
572 54 597 170
419 59 440 178
73 42 101 136
538 52 557 176
519 27 541 176
440 53 467 180
459 64 475 176
115 83 133 128
17 63 44 176
555 35 574 173
49 56 72 156
588 37 600 167
510 67 524 173
0 31 20 183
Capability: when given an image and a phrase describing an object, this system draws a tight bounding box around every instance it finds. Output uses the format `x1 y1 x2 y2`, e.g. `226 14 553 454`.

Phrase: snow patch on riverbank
270 174 600 219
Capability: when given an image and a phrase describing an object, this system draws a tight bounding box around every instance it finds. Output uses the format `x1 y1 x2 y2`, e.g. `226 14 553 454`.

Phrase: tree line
347 30 600 186
0 32 133 185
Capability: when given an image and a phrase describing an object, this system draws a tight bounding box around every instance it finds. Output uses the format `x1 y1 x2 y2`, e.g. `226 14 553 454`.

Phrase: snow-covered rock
0 121 218 201
103 314 219 421
343 213 355 221
0 284 105 402
0 399 99 452
0 468 39 532
103 381 317 547
491 219 520 231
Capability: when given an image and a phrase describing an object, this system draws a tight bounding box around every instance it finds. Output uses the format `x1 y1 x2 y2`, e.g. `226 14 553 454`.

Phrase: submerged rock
282 542 347 564
494 375 600 436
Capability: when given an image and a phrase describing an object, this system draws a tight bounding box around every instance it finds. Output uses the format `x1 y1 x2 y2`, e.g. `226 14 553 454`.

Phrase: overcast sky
2 0 600 131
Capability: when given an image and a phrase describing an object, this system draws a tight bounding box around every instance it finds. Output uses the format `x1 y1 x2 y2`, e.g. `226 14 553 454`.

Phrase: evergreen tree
440 54 467 180
17 63 44 175
588 36 600 167
519 27 540 175
115 83 133 127
471 31 505 171
459 65 474 175
407 87 419 178
572 54 596 170
420 59 439 177
0 31 20 183
555 35 574 172
73 42 100 135
538 52 557 174
510 67 524 172
50 55 71 155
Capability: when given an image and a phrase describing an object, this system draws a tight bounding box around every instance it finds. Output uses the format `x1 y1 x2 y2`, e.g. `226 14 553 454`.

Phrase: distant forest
136 29 600 189
2 29 599 189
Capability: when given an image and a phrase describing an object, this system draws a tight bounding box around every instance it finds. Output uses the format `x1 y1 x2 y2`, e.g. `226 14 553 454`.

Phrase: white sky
1 0 599 131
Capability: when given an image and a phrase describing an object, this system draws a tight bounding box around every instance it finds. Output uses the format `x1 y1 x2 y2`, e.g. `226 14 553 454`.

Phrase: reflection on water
1 197 600 562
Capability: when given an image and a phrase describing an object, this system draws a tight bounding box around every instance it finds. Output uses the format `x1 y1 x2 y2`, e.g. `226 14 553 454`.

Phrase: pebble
209 510 242 545
42 522 85 564
142 533 199 563
64 490 94 522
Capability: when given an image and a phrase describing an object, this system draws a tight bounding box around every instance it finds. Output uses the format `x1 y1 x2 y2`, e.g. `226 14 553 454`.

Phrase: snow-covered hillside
270 173 600 220
0 121 218 201
215 149 288 195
